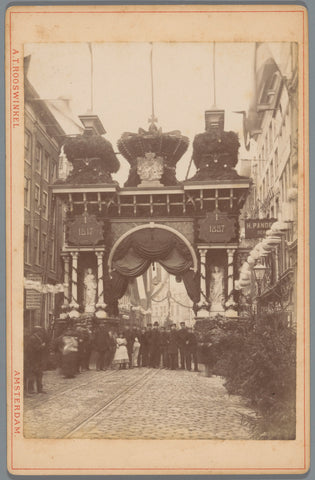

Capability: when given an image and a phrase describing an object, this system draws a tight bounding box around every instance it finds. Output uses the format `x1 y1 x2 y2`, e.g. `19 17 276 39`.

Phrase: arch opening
104 224 200 317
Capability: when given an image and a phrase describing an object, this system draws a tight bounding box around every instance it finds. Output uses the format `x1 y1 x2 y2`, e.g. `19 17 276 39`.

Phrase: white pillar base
225 308 238 318
196 308 210 319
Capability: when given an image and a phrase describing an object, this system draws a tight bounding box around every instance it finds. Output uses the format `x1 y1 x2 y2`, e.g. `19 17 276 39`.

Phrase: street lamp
253 260 267 297
253 260 267 321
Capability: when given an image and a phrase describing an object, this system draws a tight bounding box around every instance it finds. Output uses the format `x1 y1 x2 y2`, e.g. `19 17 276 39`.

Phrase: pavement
24 367 258 439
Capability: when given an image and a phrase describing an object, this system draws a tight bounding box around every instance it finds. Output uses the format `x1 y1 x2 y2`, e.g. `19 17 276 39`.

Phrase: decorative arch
103 222 200 316
108 222 198 273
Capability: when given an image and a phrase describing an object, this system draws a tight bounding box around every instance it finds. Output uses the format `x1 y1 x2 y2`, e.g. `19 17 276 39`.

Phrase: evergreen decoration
117 124 189 187
62 133 120 184
194 314 296 439
187 130 247 182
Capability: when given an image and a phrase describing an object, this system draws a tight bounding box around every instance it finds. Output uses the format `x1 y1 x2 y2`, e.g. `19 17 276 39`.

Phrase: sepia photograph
22 40 298 441
6 5 309 475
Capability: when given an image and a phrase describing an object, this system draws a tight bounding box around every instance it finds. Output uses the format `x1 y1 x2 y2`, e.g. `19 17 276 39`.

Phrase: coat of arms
137 152 164 186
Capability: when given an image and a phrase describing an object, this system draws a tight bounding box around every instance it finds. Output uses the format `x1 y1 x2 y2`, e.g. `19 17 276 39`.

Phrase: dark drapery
105 228 200 313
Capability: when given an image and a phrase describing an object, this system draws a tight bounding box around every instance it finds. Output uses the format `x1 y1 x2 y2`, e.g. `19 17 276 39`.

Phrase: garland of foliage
192 131 240 169
186 130 243 182
64 134 120 174
194 315 296 439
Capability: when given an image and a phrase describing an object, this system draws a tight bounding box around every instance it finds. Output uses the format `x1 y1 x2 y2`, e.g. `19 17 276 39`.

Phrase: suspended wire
149 42 157 125
88 42 94 112
151 295 168 303
212 42 216 107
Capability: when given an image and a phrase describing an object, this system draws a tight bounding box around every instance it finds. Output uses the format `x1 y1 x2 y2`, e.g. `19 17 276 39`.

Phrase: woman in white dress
132 336 141 367
113 332 129 369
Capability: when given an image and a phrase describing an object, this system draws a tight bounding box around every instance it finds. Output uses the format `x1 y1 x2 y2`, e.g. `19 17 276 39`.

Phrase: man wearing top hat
167 323 178 370
142 324 152 367
176 321 190 370
159 326 169 368
149 321 161 368
186 327 200 372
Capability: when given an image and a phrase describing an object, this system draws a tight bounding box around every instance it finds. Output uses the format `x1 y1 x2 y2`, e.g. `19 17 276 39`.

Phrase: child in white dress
113 333 129 369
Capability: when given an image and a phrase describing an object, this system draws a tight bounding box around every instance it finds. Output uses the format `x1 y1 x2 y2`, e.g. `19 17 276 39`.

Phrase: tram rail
63 368 159 438
24 369 118 408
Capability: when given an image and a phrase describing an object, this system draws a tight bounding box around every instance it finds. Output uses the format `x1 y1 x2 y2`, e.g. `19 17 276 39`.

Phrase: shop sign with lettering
245 218 277 238
25 274 42 310
198 211 236 243
68 213 103 245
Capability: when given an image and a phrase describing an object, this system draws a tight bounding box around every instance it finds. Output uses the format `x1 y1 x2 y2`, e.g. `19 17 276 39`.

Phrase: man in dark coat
167 323 178 370
143 324 152 367
93 324 110 371
138 328 148 367
176 321 190 370
149 322 161 368
186 327 200 372
24 326 48 393
159 326 169 368
105 330 117 369
124 325 135 366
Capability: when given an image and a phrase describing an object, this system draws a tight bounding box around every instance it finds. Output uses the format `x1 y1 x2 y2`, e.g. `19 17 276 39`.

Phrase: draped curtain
104 228 200 315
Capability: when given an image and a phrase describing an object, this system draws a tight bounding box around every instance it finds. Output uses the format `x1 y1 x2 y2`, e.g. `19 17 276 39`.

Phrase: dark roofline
24 77 66 146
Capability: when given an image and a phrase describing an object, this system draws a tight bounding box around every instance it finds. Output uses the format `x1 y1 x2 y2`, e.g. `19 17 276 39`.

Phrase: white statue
209 265 225 312
84 268 97 313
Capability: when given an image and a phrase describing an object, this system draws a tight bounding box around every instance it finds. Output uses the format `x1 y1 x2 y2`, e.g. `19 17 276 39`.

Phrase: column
61 254 70 307
70 251 79 308
226 248 237 317
227 249 236 302
196 248 210 318
96 251 105 306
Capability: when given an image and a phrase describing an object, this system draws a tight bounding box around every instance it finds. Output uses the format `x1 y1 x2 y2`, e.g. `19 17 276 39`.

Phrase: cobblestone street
24 368 258 440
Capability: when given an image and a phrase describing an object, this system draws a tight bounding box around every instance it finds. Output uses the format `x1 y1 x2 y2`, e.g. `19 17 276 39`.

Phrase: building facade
240 43 298 327
24 78 66 331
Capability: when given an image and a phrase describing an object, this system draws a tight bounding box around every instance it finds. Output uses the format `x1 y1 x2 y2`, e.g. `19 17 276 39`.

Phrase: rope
213 42 216 106
150 42 156 124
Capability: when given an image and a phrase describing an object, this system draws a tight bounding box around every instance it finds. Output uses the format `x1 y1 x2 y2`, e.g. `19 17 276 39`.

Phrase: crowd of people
24 320 199 394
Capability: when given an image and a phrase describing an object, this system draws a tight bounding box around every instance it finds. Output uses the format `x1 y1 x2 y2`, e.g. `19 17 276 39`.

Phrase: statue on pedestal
209 265 225 313
84 268 97 313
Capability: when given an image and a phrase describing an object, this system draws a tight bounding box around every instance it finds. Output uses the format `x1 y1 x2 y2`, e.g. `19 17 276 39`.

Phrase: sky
25 42 256 184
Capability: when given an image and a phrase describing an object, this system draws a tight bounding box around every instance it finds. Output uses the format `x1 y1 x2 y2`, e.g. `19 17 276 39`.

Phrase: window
274 149 278 177
275 197 280 218
24 177 30 209
42 191 48 219
50 237 55 271
266 169 269 192
42 233 47 263
24 224 30 264
269 122 273 151
43 152 49 181
24 130 32 164
34 184 40 211
35 143 43 173
270 205 274 218
265 135 268 158
287 158 292 189
50 161 56 183
262 178 266 200
34 227 40 265
283 168 287 202
270 160 274 185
